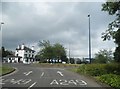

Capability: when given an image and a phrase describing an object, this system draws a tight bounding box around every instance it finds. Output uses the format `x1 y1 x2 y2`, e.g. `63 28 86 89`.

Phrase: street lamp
0 22 4 30
0 22 4 48
68 44 70 64
88 15 92 64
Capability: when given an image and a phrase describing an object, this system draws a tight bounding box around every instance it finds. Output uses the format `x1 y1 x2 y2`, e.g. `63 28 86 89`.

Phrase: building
3 44 35 63
15 44 35 63
3 55 22 63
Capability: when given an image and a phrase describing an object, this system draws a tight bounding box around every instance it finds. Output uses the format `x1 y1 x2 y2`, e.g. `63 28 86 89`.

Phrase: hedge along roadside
76 63 120 76
76 63 120 89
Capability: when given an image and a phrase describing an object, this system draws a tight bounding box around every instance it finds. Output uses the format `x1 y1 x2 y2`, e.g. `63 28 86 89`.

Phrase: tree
94 49 113 63
1 46 13 58
38 40 50 48
53 43 67 62
101 1 120 62
37 40 67 63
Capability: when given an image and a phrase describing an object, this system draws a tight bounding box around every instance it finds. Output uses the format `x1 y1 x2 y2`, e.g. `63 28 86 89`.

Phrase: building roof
16 46 35 52
5 55 22 58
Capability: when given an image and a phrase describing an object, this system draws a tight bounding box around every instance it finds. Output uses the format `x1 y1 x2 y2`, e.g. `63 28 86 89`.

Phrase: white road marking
57 71 64 77
23 79 32 84
12 79 23 84
50 79 59 85
24 71 33 76
59 79 69 85
76 80 87 85
1 78 32 85
28 82 37 89
40 72 44 78
0 78 5 85
50 79 88 86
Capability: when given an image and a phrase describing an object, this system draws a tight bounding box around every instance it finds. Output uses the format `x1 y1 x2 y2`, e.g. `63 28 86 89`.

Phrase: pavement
0 63 112 89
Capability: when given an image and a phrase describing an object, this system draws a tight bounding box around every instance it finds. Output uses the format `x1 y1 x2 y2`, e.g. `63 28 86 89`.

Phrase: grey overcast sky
1 1 116 58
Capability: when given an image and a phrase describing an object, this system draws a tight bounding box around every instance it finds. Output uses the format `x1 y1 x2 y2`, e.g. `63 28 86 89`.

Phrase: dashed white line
41 72 44 77
28 82 37 89
40 72 44 78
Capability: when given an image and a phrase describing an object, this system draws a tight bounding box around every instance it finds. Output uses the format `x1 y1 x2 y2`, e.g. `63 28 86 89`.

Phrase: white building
15 44 35 63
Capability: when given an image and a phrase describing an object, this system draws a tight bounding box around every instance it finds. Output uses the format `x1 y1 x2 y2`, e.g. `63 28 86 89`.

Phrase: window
24 54 27 57
29 54 31 57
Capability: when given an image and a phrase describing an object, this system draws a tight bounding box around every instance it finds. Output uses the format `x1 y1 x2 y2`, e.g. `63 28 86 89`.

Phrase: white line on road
23 79 32 84
40 72 44 78
24 71 33 76
28 82 37 89
57 71 64 77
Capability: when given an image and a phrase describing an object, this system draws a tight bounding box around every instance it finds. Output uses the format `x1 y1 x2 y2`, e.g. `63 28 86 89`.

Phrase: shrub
104 63 120 75
77 63 120 76
77 64 107 76
98 74 120 89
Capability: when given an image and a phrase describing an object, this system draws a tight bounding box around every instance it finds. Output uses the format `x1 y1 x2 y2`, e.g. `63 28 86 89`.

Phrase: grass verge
33 63 80 68
0 66 15 76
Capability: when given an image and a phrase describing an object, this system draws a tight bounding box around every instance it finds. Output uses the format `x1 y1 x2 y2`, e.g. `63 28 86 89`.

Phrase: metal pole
88 15 91 64
0 22 4 30
68 44 70 64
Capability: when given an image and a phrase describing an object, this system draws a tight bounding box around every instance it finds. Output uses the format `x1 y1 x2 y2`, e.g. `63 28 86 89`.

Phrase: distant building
15 44 35 63
3 55 22 63
4 44 35 63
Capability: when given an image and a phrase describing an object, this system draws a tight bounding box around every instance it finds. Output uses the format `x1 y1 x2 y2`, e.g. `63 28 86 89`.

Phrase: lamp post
0 22 4 60
0 22 4 30
0 22 4 48
68 44 70 64
88 15 92 64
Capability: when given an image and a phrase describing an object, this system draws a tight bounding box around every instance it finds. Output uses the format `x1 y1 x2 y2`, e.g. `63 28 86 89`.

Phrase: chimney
21 43 25 49
17 45 20 49
31 46 34 50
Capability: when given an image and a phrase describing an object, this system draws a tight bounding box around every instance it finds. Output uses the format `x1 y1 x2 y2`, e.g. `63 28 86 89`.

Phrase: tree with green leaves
94 49 113 63
37 40 67 63
1 46 13 58
101 1 120 62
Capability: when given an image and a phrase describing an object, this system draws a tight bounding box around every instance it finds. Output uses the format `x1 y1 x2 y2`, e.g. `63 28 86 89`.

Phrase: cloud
2 2 115 58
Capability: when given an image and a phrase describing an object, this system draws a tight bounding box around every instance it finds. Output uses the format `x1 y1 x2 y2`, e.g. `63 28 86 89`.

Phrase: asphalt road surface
1 63 111 89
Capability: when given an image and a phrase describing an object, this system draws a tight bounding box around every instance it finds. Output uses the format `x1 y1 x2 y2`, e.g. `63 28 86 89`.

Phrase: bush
98 74 120 89
77 64 107 76
76 63 120 89
77 63 120 76
104 63 120 75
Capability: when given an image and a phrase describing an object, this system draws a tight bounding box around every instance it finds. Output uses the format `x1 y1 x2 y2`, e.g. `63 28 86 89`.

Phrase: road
1 63 111 89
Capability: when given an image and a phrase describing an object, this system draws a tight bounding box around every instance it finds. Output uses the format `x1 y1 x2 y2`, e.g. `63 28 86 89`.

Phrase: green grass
33 63 80 68
96 74 120 89
70 63 120 89
0 66 15 76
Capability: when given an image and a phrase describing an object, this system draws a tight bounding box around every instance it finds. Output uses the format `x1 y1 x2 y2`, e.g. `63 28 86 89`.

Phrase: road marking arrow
23 71 33 76
57 71 64 77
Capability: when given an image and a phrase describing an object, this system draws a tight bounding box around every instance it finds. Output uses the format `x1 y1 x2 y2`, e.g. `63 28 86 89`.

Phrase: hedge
77 63 120 76
98 74 120 89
